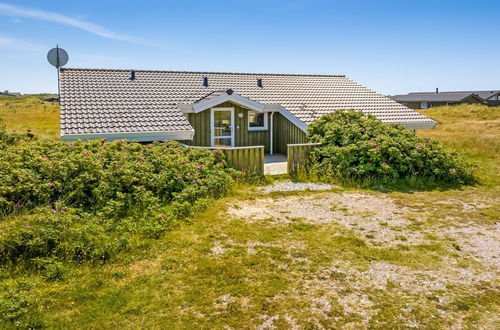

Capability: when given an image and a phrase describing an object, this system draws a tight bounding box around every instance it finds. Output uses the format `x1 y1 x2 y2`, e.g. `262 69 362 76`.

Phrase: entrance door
211 108 234 147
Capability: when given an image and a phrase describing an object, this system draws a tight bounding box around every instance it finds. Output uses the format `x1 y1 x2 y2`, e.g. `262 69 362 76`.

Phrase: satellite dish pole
56 45 60 102
47 45 69 104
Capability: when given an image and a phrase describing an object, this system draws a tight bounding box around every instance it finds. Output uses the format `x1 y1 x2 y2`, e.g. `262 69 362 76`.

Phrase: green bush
0 127 234 215
0 127 236 263
306 110 475 185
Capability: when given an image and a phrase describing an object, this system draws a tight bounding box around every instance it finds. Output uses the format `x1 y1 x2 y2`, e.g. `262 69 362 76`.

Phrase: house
59 69 436 154
391 89 500 109
43 97 59 102
475 90 500 106
0 90 21 97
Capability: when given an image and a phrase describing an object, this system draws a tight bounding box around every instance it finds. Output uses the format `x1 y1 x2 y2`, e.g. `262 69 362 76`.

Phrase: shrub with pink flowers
306 110 475 185
0 127 236 263
0 129 235 215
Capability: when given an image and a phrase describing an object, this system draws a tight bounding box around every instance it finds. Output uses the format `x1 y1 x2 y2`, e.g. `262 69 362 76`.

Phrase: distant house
391 89 500 109
43 97 59 102
59 68 436 152
477 90 500 106
0 90 21 97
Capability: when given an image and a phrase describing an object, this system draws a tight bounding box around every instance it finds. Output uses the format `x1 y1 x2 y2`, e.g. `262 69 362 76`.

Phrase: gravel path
260 181 336 193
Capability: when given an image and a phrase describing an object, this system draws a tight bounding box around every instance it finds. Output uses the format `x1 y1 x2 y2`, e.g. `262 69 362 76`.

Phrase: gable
460 94 484 103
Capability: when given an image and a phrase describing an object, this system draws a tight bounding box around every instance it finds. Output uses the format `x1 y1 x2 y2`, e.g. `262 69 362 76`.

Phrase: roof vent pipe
257 78 263 88
129 70 136 80
436 87 439 94
203 76 208 87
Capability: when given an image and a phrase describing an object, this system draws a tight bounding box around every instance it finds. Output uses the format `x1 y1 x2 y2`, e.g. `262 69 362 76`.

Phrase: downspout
269 112 275 155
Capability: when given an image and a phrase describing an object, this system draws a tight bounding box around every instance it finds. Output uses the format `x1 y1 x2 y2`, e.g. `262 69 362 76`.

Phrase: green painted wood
185 102 308 157
222 146 264 174
287 143 321 175
185 102 271 153
273 113 308 155
188 145 264 174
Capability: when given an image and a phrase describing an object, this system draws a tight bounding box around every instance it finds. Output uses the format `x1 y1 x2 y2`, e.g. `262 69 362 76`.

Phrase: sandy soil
224 188 500 328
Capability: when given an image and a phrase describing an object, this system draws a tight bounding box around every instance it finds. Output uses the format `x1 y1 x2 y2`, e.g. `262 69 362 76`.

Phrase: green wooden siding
185 101 271 153
184 102 307 155
188 108 211 146
273 113 308 155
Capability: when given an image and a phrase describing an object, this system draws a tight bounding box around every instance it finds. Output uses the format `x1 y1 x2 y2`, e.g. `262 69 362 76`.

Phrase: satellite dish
47 46 69 68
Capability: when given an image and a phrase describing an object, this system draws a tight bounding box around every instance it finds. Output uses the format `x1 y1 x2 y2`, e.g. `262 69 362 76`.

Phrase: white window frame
247 111 268 131
421 102 429 109
210 107 235 147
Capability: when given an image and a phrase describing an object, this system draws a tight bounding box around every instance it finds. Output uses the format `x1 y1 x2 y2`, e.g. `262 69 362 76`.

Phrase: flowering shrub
0 127 236 263
306 110 475 184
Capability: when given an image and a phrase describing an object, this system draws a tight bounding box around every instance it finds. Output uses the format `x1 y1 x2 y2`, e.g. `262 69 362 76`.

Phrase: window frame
247 111 268 131
210 107 235 147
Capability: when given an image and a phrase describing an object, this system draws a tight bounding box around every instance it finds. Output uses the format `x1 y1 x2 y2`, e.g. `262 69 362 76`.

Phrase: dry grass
0 95 59 139
417 104 500 185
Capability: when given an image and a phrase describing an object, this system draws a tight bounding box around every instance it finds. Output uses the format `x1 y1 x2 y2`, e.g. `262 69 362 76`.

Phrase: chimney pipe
257 78 263 88
129 70 136 80
436 87 439 94
203 76 208 87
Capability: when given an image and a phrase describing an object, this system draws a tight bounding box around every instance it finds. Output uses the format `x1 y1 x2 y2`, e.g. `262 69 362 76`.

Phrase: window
421 102 429 109
211 108 234 147
248 111 268 130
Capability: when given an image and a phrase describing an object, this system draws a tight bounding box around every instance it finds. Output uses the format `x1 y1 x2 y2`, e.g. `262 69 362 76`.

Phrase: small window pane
249 112 265 127
214 111 232 136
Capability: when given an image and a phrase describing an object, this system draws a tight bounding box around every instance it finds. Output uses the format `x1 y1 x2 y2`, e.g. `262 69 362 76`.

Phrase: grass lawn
0 101 499 328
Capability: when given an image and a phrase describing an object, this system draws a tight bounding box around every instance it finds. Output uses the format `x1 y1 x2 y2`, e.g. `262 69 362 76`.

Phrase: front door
211 108 234 147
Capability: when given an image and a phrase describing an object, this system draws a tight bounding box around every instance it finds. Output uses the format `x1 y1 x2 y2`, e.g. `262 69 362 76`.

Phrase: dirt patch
225 190 500 327
294 259 499 327
228 192 426 246
441 222 500 269
228 191 500 270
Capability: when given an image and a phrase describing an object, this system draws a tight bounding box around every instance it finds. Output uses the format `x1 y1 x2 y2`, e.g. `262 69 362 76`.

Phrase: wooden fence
189 145 265 174
287 143 322 175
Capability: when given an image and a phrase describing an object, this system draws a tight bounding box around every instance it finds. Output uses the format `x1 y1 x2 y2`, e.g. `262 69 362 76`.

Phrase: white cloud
0 2 153 46
0 35 44 51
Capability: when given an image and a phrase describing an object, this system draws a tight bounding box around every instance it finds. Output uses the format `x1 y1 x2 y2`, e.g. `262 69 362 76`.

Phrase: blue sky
1 0 499 94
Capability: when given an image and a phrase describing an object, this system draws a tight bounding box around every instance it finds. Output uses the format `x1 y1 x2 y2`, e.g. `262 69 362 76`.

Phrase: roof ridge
404 90 499 95
60 67 346 77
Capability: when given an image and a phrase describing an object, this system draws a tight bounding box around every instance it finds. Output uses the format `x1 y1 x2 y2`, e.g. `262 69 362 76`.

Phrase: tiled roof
60 68 435 136
391 90 497 103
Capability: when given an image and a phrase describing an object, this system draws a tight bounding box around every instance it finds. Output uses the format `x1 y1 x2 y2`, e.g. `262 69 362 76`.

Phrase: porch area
188 143 320 176
264 154 287 175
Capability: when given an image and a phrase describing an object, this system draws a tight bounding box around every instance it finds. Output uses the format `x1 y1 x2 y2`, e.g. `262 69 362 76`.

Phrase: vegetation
0 127 236 268
0 100 498 328
0 95 59 140
306 110 476 186
416 104 500 186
